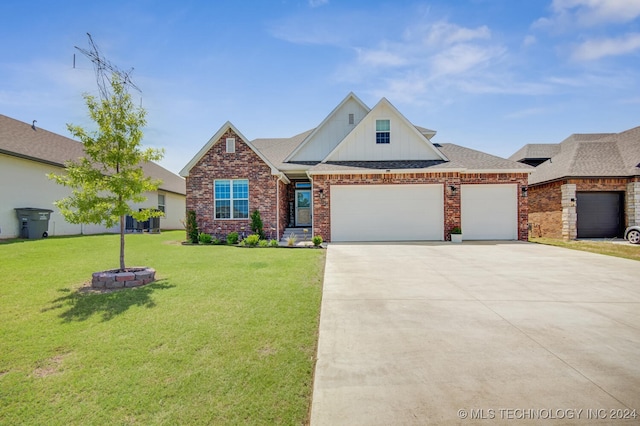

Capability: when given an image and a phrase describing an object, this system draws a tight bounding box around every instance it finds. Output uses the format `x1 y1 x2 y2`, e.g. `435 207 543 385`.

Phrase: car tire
42 232 48 238
627 229 640 244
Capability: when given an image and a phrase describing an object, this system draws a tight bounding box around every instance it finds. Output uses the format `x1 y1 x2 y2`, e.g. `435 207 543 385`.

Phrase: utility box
15 208 54 239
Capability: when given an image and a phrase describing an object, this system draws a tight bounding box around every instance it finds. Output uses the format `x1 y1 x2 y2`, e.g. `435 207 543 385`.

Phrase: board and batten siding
327 101 441 162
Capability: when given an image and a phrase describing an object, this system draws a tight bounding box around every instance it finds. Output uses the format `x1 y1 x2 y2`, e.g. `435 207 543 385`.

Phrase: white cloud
355 48 408 67
431 44 502 77
571 32 640 60
523 35 537 47
535 0 640 28
421 22 491 47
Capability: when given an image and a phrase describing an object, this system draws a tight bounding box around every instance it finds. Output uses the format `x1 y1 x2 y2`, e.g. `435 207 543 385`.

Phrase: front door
295 190 312 226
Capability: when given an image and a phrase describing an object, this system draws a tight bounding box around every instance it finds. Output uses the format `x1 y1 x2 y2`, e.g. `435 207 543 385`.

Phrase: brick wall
528 181 564 238
312 172 529 242
185 129 278 238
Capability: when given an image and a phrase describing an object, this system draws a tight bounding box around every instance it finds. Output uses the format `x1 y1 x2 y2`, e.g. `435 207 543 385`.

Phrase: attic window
376 120 390 144
348 113 354 125
226 138 236 153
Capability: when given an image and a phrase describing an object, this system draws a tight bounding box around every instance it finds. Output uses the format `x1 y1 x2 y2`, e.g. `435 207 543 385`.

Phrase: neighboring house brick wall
528 181 563 239
529 177 635 239
312 172 528 242
185 129 278 237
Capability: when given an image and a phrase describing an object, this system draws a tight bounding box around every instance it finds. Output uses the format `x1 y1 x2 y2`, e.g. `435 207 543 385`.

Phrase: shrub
186 210 199 243
287 232 297 247
244 234 260 247
212 238 222 245
269 239 279 247
198 233 212 244
451 226 462 234
312 235 323 247
226 232 239 245
258 239 269 248
250 210 265 239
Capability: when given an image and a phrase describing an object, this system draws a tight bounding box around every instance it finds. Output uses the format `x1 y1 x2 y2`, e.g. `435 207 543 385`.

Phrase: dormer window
376 120 390 144
226 138 236 153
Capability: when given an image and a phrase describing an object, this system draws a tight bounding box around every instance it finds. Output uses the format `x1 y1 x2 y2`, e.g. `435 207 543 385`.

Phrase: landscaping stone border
91 267 156 289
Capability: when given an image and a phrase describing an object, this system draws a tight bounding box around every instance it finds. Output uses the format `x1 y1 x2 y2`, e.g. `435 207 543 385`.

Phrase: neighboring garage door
461 184 518 240
576 192 624 238
330 184 444 242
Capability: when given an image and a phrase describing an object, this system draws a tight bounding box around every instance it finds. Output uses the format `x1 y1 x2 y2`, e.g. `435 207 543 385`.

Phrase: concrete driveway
310 242 640 425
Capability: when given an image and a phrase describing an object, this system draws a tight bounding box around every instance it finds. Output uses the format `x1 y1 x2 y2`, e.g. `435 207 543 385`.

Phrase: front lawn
0 231 324 425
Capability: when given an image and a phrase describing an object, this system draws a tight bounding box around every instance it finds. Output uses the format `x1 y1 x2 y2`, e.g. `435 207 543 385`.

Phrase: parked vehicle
624 226 640 244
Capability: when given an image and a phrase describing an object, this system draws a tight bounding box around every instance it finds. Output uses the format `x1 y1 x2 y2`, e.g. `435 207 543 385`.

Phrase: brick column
561 184 577 240
627 181 640 227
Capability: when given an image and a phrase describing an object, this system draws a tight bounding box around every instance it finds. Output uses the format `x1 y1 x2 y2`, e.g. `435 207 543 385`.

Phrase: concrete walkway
310 242 640 425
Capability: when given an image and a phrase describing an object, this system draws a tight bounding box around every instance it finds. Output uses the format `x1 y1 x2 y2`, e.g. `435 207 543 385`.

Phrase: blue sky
2 0 640 174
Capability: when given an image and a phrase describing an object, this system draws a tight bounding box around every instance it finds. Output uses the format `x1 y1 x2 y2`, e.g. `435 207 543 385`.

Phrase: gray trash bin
15 208 54 239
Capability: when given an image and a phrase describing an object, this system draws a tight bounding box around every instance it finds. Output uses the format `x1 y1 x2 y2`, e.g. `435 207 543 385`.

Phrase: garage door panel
576 192 623 238
461 184 517 240
331 184 443 242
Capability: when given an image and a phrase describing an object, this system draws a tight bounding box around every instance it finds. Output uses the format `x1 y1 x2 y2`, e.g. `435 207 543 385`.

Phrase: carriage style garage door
576 192 624 238
330 184 444 242
461 184 518 240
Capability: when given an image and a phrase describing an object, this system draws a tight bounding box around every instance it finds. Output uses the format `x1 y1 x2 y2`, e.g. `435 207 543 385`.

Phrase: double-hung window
214 179 249 219
157 194 166 214
376 119 390 144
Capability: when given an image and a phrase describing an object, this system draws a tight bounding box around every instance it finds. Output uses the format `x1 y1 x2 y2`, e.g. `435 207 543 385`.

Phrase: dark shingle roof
523 128 640 185
0 114 185 195
251 127 531 173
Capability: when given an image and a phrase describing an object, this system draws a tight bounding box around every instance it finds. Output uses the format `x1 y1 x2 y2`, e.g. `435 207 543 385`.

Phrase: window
157 194 166 214
376 119 390 144
348 113 354 125
226 138 236 153
215 179 249 219
295 182 311 189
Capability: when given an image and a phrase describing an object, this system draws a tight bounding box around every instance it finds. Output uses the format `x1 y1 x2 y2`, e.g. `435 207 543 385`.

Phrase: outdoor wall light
521 187 528 197
449 185 457 193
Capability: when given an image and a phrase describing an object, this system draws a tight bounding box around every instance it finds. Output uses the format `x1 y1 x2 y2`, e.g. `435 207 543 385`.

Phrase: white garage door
330 184 443 242
461 184 518 240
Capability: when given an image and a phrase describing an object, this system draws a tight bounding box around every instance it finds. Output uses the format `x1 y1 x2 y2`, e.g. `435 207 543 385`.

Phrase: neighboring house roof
0 113 185 195
508 143 561 163
513 127 640 185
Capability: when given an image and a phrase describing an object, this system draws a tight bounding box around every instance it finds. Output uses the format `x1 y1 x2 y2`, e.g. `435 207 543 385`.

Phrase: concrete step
280 228 313 245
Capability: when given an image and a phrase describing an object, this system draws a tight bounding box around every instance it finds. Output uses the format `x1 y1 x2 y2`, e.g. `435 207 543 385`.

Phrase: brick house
180 93 532 242
509 126 640 240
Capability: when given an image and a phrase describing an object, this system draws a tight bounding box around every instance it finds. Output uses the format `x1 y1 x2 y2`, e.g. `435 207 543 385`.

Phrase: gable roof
284 92 370 162
179 121 282 177
0 114 185 195
517 127 640 185
322 97 448 163
508 143 561 163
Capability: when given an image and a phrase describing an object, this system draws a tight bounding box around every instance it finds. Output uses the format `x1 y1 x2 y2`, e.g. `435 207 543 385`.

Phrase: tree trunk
120 215 125 271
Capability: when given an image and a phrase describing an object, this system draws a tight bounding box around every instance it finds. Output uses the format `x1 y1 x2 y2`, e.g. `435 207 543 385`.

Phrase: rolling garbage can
15 208 53 239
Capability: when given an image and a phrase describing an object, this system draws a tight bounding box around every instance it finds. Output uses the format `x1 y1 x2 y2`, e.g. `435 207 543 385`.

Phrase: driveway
310 242 640 425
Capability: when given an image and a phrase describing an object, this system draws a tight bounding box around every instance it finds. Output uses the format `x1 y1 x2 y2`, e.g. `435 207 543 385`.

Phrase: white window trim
214 179 249 220
375 118 391 144
158 193 166 216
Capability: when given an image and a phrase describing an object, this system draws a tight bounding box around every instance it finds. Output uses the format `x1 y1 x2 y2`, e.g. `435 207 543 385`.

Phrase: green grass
530 237 640 261
0 231 325 425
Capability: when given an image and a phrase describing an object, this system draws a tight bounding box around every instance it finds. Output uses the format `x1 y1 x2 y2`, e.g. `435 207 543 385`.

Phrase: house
180 93 533 242
509 127 640 240
0 114 186 239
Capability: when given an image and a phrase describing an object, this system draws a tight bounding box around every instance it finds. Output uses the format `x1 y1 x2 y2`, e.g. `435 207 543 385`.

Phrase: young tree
49 74 164 271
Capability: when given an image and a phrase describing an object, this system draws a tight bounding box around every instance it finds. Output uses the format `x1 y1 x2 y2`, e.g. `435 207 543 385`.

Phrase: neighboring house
509 127 640 240
0 114 186 239
180 93 532 242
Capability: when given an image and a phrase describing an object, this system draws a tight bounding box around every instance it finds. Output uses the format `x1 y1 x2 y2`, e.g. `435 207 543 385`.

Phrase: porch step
280 227 313 245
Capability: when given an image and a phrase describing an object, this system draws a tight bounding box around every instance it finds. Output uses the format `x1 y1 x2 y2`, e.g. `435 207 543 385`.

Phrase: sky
1 0 640 175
